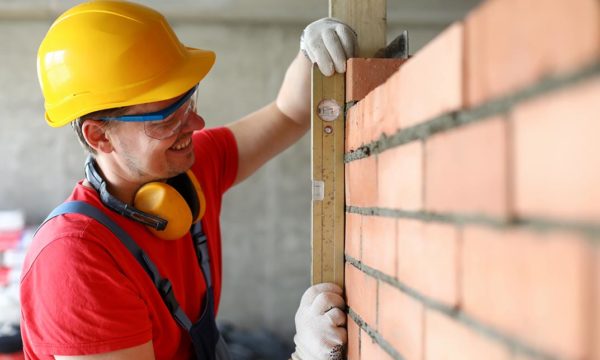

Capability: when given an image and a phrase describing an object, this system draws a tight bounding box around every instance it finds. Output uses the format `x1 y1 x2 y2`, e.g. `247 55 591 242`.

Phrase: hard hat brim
44 47 216 127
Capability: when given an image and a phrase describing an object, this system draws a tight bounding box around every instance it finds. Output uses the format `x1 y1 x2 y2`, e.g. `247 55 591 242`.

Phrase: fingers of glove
312 292 345 314
312 45 335 76
335 23 357 59
319 327 347 357
335 326 348 346
300 38 316 64
301 283 343 307
295 327 346 360
301 17 356 76
294 333 323 360
320 317 348 342
325 307 347 327
322 326 347 348
322 28 348 74
308 35 334 74
303 36 334 76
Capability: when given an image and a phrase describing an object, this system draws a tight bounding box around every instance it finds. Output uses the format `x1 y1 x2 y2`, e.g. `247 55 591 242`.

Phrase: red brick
345 262 378 327
378 282 424 360
388 22 463 129
380 88 400 139
347 316 360 360
425 117 509 218
346 58 406 102
346 103 364 152
372 84 392 141
513 78 600 222
362 216 396 277
425 310 512 360
396 220 459 307
345 212 362 261
465 0 600 107
361 85 388 144
346 156 378 207
461 226 593 359
346 99 387 152
347 85 398 147
361 336 393 360
378 142 424 211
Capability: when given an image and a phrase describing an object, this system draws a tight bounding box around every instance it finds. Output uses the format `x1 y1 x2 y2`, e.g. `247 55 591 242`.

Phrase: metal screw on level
317 99 341 122
324 126 333 134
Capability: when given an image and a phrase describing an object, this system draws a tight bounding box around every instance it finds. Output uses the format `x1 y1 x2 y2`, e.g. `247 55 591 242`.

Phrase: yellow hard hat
37 0 216 127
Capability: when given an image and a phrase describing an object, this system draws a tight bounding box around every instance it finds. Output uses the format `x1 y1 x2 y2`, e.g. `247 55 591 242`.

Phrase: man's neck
93 157 145 206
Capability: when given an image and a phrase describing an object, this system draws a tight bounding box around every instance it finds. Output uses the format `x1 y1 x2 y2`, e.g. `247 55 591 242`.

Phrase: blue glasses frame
99 85 198 123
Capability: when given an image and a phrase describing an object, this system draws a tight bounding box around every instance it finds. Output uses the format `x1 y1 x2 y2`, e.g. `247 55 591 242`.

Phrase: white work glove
300 18 357 76
276 18 356 123
290 283 347 360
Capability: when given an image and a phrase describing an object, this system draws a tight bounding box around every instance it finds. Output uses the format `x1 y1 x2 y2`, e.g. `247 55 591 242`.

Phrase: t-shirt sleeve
20 220 152 356
191 127 239 194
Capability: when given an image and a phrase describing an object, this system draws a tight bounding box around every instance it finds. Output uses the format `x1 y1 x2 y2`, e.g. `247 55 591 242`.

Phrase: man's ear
82 120 114 154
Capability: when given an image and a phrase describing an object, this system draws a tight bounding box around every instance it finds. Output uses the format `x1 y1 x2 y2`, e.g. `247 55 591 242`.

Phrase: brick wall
343 0 600 359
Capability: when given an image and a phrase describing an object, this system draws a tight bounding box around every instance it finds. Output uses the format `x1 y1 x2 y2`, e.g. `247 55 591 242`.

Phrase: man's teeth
171 137 191 150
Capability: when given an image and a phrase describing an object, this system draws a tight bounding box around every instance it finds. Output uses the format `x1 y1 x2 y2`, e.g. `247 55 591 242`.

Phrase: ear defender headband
85 156 206 240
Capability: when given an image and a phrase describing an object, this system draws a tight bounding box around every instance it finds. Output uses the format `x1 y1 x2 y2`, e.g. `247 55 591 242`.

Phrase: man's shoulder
32 182 108 249
191 127 238 193
22 201 121 280
192 126 236 153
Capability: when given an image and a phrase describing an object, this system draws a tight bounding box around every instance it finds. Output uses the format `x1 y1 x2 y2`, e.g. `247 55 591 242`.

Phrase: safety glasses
98 85 198 140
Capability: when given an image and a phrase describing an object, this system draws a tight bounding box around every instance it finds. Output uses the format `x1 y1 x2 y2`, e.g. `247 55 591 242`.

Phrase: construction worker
20 1 356 359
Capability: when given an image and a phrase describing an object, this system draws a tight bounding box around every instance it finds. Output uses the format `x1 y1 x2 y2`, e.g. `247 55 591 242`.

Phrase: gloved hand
290 283 347 360
300 18 357 76
276 18 356 124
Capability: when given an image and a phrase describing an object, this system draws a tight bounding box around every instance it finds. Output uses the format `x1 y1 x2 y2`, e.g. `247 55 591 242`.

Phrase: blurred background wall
0 0 480 341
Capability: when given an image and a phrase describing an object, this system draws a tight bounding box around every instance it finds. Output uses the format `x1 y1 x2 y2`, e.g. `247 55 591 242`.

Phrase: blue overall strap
190 222 212 289
40 201 194 331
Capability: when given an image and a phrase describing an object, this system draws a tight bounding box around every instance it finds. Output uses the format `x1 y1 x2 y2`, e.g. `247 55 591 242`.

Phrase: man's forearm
276 51 312 127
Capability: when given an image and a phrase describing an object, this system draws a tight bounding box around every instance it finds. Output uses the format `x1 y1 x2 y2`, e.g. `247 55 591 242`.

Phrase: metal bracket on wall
375 30 410 59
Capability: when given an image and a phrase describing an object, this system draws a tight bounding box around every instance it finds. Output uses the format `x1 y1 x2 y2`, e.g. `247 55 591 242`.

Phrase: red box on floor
0 231 22 252
0 267 10 287
0 353 24 360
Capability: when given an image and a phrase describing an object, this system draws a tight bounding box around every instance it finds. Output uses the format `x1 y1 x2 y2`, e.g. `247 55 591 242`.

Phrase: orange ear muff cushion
134 182 192 240
185 170 206 223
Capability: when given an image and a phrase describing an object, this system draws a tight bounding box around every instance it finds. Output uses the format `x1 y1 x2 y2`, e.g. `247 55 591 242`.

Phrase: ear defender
134 170 206 240
85 156 205 241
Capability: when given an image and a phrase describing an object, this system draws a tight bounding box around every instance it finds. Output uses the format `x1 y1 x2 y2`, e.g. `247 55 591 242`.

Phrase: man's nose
182 112 205 132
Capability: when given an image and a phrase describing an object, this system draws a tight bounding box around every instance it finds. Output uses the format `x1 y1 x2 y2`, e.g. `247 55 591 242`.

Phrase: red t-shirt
20 127 238 359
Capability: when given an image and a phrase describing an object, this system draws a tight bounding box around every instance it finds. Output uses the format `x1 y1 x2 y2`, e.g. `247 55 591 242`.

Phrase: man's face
102 95 205 183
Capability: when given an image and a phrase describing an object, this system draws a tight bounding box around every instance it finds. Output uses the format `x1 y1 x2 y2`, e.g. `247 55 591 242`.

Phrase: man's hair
71 107 128 155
